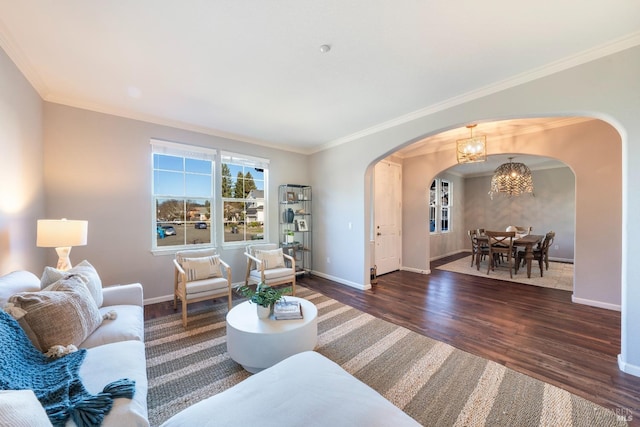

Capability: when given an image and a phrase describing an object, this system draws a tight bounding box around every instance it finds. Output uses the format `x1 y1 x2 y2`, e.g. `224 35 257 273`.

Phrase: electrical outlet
554 245 559 250
327 257 331 264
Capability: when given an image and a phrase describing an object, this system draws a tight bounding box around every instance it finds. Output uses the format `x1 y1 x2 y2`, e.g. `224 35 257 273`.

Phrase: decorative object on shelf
236 282 291 319
489 157 534 199
456 124 486 164
279 184 312 275
36 218 88 271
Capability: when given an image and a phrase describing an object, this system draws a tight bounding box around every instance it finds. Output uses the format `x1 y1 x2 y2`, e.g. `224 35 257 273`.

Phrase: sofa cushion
181 255 222 281
79 340 149 427
7 275 103 351
40 260 103 307
160 351 419 427
0 271 40 307
255 248 285 269
78 305 144 348
80 304 145 349
0 390 53 427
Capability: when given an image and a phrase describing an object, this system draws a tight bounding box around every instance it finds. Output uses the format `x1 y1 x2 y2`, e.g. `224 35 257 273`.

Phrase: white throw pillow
0 390 52 427
40 260 103 307
255 248 285 270
182 255 223 281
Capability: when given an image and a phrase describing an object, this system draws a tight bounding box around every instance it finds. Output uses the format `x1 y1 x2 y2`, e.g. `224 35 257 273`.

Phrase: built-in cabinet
278 184 312 275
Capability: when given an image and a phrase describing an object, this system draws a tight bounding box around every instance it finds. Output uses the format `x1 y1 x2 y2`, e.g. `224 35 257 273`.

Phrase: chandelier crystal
489 157 534 199
456 124 486 164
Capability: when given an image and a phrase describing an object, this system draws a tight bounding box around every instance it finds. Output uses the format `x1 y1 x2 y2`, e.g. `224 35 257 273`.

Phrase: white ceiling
1 1 639 154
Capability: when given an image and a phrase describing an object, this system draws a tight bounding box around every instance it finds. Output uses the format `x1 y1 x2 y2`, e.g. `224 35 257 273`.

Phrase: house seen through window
221 152 268 243
151 141 269 248
429 178 451 233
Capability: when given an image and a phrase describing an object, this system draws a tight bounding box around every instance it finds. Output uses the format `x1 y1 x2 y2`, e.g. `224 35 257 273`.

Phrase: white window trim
151 139 217 253
429 178 452 234
220 152 270 247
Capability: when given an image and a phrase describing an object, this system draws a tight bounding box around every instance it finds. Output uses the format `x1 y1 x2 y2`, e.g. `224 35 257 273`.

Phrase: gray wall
464 166 575 262
309 46 637 373
0 46 45 273
42 103 310 301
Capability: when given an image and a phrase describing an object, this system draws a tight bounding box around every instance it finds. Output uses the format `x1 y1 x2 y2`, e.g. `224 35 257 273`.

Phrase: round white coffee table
226 296 318 373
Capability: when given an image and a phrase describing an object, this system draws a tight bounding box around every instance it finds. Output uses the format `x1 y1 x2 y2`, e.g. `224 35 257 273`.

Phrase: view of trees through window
152 141 268 249
221 159 265 243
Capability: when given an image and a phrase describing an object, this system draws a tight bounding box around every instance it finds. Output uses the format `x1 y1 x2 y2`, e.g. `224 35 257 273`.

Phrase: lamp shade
37 219 88 248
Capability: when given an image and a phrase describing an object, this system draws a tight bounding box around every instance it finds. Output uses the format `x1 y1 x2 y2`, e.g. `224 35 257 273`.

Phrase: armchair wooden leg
182 298 188 327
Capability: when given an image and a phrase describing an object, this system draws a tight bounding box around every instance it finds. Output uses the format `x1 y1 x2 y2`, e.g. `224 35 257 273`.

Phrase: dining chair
486 230 516 278
517 231 555 276
468 229 489 269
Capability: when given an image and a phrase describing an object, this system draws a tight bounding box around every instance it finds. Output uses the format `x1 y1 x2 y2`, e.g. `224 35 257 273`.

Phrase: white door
374 161 401 275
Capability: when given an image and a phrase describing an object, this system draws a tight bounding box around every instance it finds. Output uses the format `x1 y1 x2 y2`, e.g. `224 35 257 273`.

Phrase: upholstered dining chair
486 230 516 278
244 243 296 295
517 231 555 277
174 248 232 327
468 229 489 270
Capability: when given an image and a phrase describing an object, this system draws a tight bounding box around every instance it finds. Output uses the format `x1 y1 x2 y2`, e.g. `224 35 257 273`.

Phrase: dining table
476 233 544 278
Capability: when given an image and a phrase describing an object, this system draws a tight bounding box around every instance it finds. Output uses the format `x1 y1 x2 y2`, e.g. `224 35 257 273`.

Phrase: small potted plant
237 282 291 319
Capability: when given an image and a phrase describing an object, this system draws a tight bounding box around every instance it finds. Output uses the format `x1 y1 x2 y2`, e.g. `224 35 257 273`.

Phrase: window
221 152 268 243
152 140 215 249
429 178 451 233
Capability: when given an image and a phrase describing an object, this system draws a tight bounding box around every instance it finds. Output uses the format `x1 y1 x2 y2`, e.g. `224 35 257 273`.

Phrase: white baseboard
401 266 431 275
618 354 640 377
144 294 174 305
430 249 467 261
571 295 621 311
310 270 371 290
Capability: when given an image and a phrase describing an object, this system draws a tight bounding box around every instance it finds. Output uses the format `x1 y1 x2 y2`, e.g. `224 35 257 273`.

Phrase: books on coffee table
274 300 303 320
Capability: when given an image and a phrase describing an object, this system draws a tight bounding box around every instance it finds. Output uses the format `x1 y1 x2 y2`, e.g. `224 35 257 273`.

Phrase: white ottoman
226 296 317 373
160 351 421 427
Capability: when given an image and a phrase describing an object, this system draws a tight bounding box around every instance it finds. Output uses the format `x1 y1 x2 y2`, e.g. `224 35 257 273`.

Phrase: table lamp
36 219 88 271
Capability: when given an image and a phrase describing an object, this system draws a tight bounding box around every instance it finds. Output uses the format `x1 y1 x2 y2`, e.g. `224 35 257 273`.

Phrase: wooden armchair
174 248 232 327
486 230 516 278
244 244 296 295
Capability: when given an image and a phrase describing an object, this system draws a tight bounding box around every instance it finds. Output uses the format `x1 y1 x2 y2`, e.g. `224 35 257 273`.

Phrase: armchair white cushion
174 248 232 327
245 244 296 295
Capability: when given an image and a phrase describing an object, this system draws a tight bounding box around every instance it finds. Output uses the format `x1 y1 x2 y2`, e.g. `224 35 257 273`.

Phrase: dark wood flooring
145 252 640 425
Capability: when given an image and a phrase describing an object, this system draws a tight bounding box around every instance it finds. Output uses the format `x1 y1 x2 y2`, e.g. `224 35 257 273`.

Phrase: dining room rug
436 255 573 291
144 287 623 427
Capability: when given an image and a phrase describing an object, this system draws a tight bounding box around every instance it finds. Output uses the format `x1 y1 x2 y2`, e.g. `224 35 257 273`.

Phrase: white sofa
160 351 420 427
0 270 149 427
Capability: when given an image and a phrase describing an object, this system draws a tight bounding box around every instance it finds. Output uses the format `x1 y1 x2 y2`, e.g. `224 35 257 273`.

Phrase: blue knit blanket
0 310 135 427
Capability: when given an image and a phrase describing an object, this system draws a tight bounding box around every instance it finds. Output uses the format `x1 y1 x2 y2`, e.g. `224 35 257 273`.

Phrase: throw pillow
255 248 285 269
182 255 223 281
7 274 103 352
40 259 103 307
0 390 53 427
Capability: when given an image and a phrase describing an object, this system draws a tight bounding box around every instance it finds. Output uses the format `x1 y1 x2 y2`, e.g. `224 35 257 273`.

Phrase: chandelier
456 124 486 164
489 157 534 199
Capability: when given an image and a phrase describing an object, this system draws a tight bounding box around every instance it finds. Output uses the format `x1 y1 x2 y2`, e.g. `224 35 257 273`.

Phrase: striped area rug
145 287 626 427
